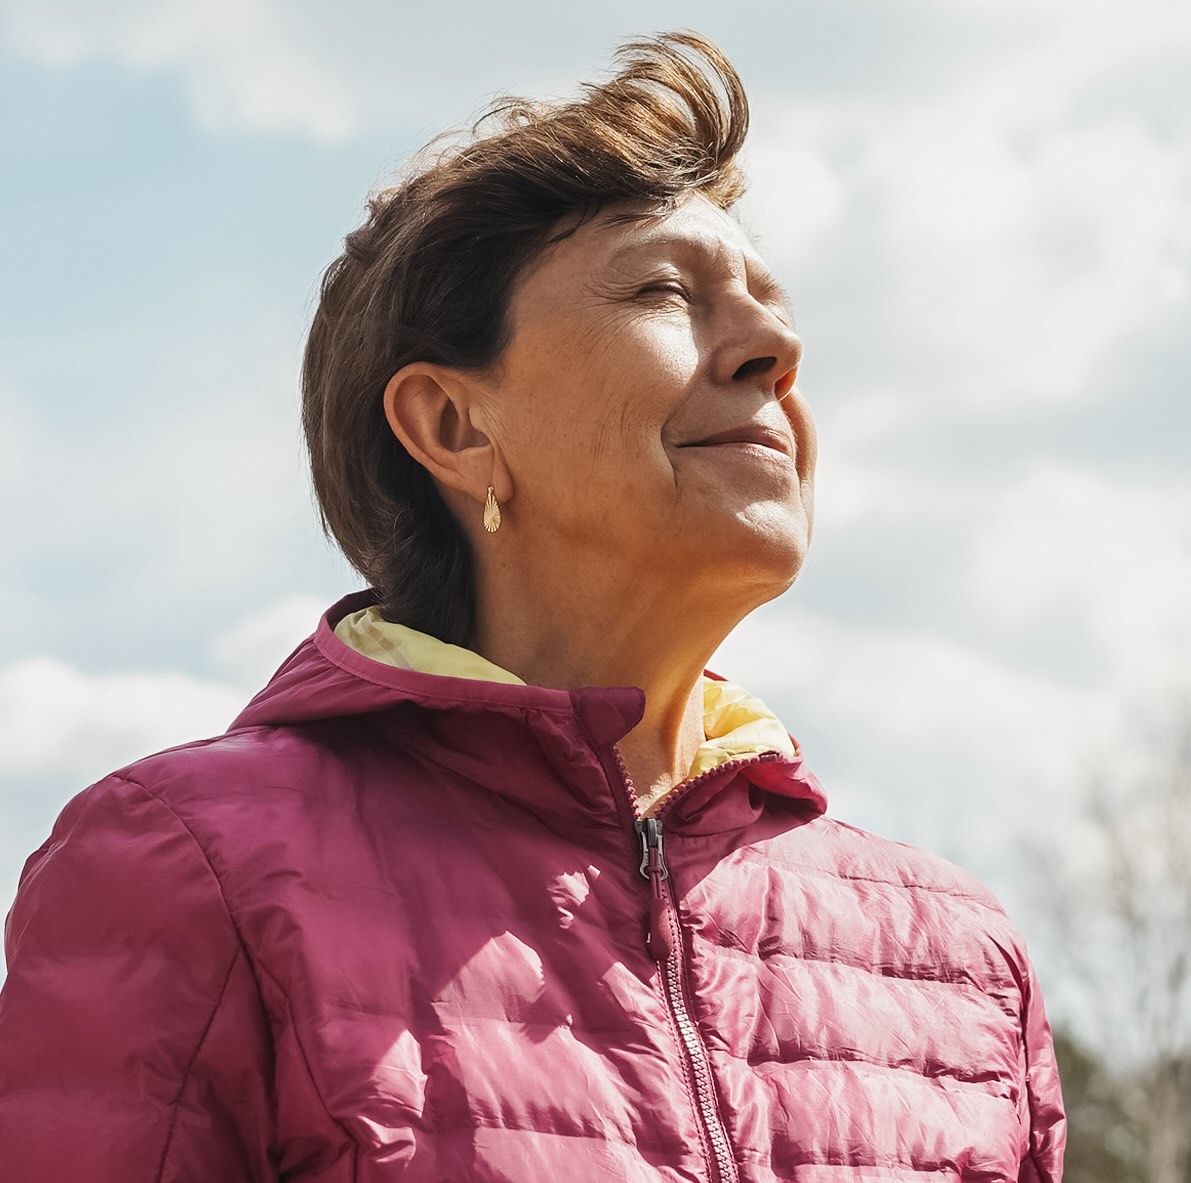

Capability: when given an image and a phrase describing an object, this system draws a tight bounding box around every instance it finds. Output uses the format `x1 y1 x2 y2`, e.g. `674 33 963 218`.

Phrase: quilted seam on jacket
0 587 1067 1181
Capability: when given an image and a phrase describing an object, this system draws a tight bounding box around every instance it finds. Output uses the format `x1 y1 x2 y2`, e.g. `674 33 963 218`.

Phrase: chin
715 517 809 593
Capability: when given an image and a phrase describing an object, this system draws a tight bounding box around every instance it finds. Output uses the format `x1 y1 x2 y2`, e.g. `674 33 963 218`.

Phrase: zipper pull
634 818 673 962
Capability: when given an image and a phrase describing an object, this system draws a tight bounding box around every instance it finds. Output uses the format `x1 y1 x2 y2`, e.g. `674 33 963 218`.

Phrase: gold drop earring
483 484 502 533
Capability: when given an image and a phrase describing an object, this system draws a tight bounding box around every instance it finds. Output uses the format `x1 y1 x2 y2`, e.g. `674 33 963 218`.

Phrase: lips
681 422 794 459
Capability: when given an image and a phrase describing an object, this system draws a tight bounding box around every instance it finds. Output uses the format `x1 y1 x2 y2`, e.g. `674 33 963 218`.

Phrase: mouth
679 423 795 459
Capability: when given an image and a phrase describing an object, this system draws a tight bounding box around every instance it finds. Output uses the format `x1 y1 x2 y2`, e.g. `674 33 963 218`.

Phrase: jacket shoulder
805 814 1011 917
106 720 361 813
0 769 275 1178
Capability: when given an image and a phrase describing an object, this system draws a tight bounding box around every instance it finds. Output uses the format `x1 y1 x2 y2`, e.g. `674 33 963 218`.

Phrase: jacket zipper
608 743 780 1183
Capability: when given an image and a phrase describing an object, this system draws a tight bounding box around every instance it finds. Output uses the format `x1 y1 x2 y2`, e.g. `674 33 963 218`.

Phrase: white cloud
2 0 357 142
808 385 952 531
718 602 1125 830
960 460 1191 695
738 3 1191 413
0 591 329 785
212 593 330 686
0 309 332 619
0 655 244 783
736 109 849 273
0 382 35 484
876 112 1189 404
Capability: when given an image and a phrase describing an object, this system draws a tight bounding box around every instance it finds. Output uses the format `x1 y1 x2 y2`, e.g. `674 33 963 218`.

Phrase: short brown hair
301 29 750 647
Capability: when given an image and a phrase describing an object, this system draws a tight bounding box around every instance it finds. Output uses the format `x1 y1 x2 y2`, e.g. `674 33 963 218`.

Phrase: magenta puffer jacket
0 589 1066 1181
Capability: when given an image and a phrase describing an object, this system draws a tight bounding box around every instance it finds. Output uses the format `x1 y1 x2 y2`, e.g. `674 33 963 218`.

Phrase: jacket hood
227 587 827 828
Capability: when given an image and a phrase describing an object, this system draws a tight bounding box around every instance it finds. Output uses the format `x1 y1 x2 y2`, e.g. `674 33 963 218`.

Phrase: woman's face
476 190 816 603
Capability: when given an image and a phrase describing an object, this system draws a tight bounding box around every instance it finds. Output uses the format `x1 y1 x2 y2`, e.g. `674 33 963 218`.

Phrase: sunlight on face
488 190 817 600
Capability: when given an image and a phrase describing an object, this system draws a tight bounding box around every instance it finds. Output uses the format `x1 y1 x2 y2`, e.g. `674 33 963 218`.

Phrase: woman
0 30 1066 1182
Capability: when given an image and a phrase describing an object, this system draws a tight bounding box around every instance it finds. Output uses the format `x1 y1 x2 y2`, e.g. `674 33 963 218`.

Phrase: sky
1 0 1189 1038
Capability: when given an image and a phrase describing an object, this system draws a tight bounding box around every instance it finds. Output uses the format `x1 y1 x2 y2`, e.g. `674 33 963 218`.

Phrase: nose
728 318 803 398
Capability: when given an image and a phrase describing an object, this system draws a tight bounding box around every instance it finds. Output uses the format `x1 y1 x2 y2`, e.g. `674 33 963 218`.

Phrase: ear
381 362 505 504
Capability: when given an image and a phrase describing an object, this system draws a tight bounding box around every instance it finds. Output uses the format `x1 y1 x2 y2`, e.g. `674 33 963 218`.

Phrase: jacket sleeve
0 772 276 1182
1016 947 1067 1182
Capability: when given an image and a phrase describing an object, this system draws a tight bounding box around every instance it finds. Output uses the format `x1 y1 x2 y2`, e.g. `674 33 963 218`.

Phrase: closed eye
639 282 691 300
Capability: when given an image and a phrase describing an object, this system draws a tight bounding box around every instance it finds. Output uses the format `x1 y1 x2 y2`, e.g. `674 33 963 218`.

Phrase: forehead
593 195 759 269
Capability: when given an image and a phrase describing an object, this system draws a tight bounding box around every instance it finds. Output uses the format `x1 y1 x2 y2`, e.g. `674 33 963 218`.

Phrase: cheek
508 317 693 504
524 408 676 538
558 382 682 483
509 400 629 507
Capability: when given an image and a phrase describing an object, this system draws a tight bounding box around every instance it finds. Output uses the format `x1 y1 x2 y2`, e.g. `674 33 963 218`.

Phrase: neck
468 546 749 808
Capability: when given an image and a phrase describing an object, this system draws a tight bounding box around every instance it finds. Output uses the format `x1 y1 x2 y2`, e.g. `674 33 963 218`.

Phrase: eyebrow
606 233 797 326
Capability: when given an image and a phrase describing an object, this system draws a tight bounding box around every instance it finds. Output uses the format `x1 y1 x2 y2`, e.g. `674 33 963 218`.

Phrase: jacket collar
227 588 827 834
332 598 812 787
